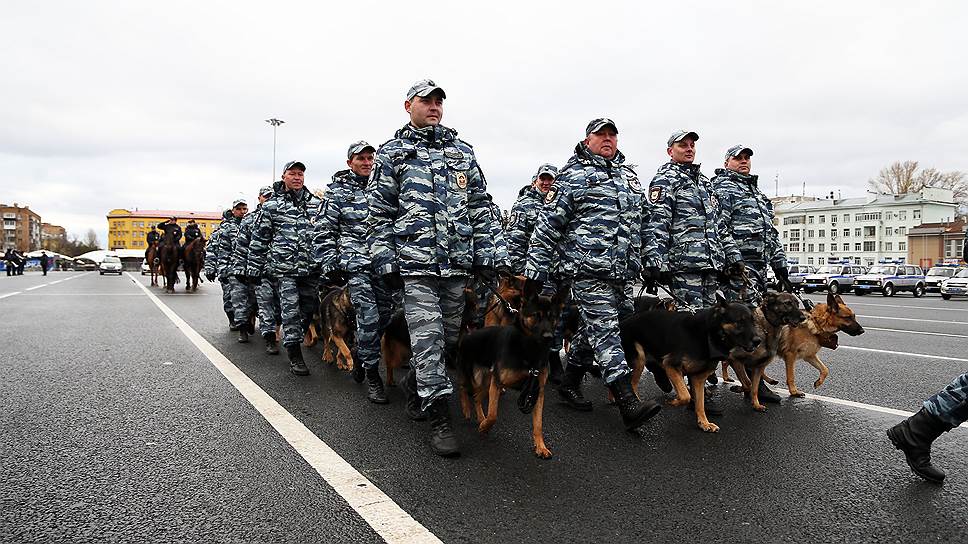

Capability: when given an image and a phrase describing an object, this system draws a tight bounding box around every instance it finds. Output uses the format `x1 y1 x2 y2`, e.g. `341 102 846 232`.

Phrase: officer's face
347 151 375 178
405 92 444 128
668 138 696 163
585 127 618 159
534 173 554 193
283 168 306 191
232 205 247 218
726 152 752 174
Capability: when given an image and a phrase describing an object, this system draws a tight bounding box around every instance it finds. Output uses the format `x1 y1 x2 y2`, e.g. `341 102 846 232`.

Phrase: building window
807 230 815 238
946 239 963 258
808 244 814 252
790 243 800 252
843 229 850 237
819 257 826 264
808 216 815 224
782 230 788 239
819 243 825 252
843 214 850 222
842 243 850 251
854 228 862 237
819 215 825 223
790 230 801 241
819 229 825 237
885 242 892 251
897 227 906 236
783 217 803 225
899 242 907 251
807 257 814 264
885 226 892 236
863 226 876 237
913 210 921 220
863 241 875 252
854 243 862 251
783 244 788 252
898 211 907 220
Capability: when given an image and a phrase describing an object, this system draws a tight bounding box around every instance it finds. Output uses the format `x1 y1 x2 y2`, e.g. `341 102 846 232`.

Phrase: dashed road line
856 314 967 325
826 300 968 313
864 326 968 339
775 389 968 429
839 345 968 363
0 292 21 300
127 273 441 544
25 284 47 291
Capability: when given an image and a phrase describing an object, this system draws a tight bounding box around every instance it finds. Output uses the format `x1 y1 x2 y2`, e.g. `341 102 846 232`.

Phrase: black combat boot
557 364 593 411
237 326 249 343
548 349 564 386
227 311 238 331
287 344 309 376
887 408 953 483
607 375 662 431
351 354 365 384
426 396 460 457
757 380 782 404
263 332 279 355
688 380 723 416
401 369 427 421
366 366 388 404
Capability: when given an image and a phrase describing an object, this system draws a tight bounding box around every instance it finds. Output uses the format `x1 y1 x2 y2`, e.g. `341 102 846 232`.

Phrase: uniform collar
332 169 368 188
573 143 626 167
715 167 758 184
396 123 458 146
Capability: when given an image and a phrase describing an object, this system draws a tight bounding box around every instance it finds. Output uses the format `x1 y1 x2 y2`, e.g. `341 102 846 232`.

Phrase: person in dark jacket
40 252 50 276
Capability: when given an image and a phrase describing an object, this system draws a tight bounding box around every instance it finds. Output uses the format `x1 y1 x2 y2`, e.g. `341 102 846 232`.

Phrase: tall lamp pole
265 118 285 180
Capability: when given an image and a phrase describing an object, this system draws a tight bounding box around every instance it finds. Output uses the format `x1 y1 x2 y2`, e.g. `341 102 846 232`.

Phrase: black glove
246 274 262 286
326 269 348 285
473 265 497 283
659 270 673 286
774 267 794 293
727 261 746 280
234 273 248 285
205 272 216 282
641 266 661 287
382 271 404 290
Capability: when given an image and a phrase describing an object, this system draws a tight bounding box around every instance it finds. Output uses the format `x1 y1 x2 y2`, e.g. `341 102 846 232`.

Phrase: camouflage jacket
203 224 224 278
644 161 741 273
246 181 323 277
525 144 646 282
367 123 496 277
505 185 544 274
215 214 243 280
711 168 786 269
314 169 373 275
488 201 510 270
229 204 262 277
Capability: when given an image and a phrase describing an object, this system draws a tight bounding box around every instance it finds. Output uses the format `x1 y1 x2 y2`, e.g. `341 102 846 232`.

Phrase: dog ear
523 278 541 302
715 290 728 307
826 291 838 310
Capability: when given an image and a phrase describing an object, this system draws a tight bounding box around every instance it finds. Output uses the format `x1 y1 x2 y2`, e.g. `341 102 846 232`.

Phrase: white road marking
838 345 968 363
127 273 441 544
24 284 47 291
856 314 967 325
826 300 968 313
774 389 968 429
0 292 22 299
864 326 968 339
49 280 62 285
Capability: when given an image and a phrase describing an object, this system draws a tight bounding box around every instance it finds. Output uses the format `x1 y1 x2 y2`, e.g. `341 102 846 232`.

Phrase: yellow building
107 209 223 250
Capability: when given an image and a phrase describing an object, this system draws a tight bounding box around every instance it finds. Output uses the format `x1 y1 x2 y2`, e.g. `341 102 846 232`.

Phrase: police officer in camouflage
471 200 511 328
246 161 323 376
368 79 497 456
250 186 282 355
316 141 395 403
205 209 236 329
231 193 267 345
525 118 661 431
217 199 250 337
643 130 744 310
888 371 968 483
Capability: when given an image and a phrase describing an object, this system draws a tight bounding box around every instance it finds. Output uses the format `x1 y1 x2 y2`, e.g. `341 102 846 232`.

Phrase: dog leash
476 275 519 317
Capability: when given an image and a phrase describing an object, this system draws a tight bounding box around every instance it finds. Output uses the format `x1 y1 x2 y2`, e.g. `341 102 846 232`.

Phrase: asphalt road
2 271 966 543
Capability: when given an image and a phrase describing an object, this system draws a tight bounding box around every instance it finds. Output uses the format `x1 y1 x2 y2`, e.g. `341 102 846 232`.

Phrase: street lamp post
265 118 285 181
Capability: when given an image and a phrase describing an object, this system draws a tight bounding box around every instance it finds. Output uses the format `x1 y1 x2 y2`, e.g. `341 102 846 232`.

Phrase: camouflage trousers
278 275 319 348
228 277 256 327
218 279 233 315
402 275 466 409
671 270 723 311
256 276 281 337
724 261 768 305
923 371 968 427
568 278 634 385
347 272 394 370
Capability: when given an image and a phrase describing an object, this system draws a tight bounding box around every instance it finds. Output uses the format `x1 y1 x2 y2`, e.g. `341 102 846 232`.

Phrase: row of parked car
768 261 968 300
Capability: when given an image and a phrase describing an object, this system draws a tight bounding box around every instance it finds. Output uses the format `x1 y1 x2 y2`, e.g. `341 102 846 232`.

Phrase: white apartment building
772 187 958 267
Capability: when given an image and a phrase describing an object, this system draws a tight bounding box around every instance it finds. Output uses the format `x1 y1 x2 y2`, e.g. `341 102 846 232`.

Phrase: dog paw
699 421 720 433
668 398 690 407
478 420 495 434
789 390 805 398
813 379 825 389
534 445 553 459
752 403 767 413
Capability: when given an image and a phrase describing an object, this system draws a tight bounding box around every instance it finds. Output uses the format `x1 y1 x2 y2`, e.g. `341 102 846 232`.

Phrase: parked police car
766 261 817 291
940 268 968 300
852 261 925 297
925 264 964 293
802 261 866 294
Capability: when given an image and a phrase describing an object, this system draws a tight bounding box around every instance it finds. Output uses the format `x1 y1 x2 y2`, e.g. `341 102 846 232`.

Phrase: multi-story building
907 219 966 268
41 223 68 251
772 188 958 267
106 209 222 250
1 202 42 252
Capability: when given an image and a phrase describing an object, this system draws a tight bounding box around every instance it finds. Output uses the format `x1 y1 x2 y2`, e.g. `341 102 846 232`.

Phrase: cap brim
588 122 618 135
412 87 446 100
284 162 306 171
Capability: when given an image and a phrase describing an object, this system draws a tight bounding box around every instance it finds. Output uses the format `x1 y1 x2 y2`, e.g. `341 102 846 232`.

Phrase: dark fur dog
620 293 760 432
483 275 524 327
319 286 357 371
723 292 805 411
778 292 864 397
606 295 677 403
456 282 567 458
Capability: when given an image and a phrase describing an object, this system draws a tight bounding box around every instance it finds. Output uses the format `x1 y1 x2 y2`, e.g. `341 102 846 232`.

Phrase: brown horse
183 237 205 292
146 241 161 287
158 234 180 293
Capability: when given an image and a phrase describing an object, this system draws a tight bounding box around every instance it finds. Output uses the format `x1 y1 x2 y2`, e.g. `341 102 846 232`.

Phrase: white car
99 255 123 275
925 265 964 293
802 263 866 294
940 268 968 300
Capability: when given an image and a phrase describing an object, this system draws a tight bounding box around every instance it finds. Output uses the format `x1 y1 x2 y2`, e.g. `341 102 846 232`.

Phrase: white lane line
857 314 967 325
839 345 968 363
0 292 22 300
774 389 968 429
49 280 62 285
832 301 968 313
126 273 440 544
24 284 47 291
864 326 968 339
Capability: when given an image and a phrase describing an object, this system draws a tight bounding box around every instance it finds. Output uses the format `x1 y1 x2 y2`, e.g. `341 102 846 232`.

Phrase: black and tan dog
778 292 864 397
483 275 525 327
620 292 760 432
319 286 357 372
456 282 567 458
723 292 805 412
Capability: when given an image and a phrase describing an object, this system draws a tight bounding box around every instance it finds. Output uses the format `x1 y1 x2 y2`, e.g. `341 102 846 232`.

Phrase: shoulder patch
508 211 518 227
709 194 719 210
629 177 642 193
649 186 663 204
544 186 559 205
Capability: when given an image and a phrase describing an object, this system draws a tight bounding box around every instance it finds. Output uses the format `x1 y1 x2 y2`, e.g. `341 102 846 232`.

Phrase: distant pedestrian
3 249 12 276
40 252 50 276
15 251 25 275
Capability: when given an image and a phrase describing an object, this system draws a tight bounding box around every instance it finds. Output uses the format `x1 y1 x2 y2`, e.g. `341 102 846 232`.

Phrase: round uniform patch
649 186 663 204
629 177 642 192
456 172 468 189
544 186 559 205
709 194 719 210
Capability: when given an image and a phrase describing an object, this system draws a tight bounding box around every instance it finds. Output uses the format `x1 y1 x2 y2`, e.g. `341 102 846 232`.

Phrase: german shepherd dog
483 275 525 327
620 293 760 432
380 287 480 386
456 282 567 458
778 292 864 398
608 295 677 402
319 286 357 371
722 292 806 411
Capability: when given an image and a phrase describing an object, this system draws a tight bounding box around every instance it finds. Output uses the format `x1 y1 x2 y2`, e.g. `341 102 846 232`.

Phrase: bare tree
869 161 968 203
83 228 100 249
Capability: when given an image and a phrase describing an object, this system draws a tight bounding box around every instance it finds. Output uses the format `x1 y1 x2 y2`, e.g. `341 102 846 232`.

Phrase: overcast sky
3 1 966 245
